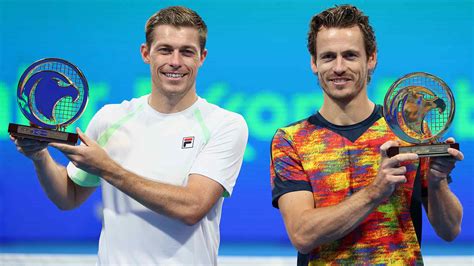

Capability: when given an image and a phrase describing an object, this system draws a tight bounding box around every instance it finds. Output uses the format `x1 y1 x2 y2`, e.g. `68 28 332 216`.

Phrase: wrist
31 149 49 163
428 176 448 190
365 183 387 203
101 160 124 185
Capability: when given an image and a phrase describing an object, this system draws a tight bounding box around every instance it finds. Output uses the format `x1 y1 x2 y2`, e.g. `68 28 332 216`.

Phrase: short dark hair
145 6 207 53
307 4 376 60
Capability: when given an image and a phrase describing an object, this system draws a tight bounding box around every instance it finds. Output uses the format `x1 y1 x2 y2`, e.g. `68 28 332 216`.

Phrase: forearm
32 150 78 210
101 162 206 225
291 186 384 253
427 179 463 241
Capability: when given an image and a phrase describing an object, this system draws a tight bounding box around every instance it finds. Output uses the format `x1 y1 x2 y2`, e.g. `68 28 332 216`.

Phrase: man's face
141 25 207 99
311 26 376 103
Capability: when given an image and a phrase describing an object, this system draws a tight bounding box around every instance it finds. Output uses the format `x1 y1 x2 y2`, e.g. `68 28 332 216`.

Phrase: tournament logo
8 58 88 145
383 72 458 157
17 58 88 129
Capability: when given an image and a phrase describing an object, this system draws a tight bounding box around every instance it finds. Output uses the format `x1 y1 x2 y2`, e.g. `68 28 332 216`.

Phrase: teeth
165 73 185 78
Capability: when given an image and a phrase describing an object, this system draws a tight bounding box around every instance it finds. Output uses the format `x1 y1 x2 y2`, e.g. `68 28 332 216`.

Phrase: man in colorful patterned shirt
270 5 464 265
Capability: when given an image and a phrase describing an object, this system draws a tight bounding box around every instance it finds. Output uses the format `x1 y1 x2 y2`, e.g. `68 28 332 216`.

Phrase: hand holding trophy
8 58 88 145
383 72 459 157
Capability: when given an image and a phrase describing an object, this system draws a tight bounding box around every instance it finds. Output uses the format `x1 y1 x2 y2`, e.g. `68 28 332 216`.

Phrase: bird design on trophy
390 85 446 135
19 71 80 129
9 58 88 144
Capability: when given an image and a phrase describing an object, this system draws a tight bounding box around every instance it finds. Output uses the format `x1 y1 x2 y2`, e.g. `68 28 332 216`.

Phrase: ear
199 49 208 66
367 50 377 71
310 55 318 74
140 43 150 64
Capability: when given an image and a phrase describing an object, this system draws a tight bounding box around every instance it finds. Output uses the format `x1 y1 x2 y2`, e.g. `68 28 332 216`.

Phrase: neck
319 94 375 126
148 88 198 114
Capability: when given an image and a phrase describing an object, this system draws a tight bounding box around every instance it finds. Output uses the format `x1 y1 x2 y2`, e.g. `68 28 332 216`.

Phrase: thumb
76 128 94 146
445 137 456 144
380 140 400 159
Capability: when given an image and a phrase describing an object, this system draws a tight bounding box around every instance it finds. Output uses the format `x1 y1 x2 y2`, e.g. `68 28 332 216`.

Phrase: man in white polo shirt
11 6 248 265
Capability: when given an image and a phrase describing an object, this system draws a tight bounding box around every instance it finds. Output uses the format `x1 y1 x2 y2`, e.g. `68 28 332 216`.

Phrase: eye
52 77 70 87
344 52 358 60
157 47 172 55
320 53 335 61
181 49 196 57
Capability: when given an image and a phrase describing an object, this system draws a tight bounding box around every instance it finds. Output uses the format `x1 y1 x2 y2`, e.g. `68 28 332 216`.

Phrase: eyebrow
318 49 361 58
156 44 198 51
319 51 335 58
341 49 361 56
180 45 198 52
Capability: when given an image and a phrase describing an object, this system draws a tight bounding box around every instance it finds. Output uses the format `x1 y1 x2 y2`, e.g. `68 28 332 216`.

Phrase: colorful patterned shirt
270 105 430 265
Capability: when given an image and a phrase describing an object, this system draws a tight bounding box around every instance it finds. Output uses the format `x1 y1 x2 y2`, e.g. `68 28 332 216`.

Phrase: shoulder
273 116 314 142
87 95 147 135
99 95 146 115
197 98 248 130
94 95 147 122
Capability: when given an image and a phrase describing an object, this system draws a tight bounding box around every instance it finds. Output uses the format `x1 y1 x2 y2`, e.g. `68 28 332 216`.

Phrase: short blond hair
145 6 207 52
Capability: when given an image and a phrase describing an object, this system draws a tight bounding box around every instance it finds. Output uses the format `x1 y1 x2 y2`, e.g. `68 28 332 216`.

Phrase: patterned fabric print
271 116 429 265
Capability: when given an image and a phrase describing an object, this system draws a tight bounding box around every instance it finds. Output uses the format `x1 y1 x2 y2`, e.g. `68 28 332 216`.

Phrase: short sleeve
66 109 104 187
189 114 248 198
270 129 312 208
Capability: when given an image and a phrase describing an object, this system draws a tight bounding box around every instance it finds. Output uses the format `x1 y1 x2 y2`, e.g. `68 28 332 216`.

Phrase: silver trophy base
387 143 460 158
8 123 78 145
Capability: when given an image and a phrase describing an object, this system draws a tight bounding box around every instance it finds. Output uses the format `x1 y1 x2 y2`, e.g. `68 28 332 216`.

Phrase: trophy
8 58 89 145
383 72 459 157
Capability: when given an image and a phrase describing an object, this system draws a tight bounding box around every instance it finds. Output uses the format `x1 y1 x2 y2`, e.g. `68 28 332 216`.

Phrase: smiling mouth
329 78 351 85
162 72 187 79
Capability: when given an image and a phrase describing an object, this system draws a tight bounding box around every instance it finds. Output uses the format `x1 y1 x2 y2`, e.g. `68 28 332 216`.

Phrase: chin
328 92 359 102
164 87 192 97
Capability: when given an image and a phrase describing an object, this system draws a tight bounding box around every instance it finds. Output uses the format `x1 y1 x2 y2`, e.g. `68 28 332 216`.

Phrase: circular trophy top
17 58 89 129
383 72 455 144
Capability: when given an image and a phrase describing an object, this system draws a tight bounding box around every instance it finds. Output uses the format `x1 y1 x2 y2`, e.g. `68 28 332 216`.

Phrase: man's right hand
370 140 419 200
10 135 49 161
11 134 96 210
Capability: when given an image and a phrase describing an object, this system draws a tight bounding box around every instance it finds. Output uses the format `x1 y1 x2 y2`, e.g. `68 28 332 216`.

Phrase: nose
333 56 347 75
169 50 183 68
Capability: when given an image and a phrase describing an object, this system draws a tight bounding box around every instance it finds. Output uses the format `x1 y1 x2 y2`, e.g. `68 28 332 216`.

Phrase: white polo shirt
67 95 248 265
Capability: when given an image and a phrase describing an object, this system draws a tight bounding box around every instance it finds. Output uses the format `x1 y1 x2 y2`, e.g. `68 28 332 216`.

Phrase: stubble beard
317 73 368 105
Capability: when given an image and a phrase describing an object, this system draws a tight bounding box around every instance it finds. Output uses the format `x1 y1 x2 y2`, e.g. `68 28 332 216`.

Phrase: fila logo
182 136 194 149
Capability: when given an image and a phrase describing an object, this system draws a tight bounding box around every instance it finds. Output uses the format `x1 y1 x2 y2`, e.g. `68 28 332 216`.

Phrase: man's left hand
49 128 113 176
429 137 464 184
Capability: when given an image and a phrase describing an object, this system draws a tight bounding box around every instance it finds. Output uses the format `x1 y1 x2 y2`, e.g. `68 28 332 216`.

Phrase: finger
445 137 456 144
22 142 49 152
386 152 418 167
392 165 407 176
430 160 454 174
430 168 448 179
15 139 48 148
381 166 408 177
431 155 456 165
66 154 81 164
430 155 456 172
447 148 464 161
388 174 407 184
380 140 400 159
77 128 95 147
22 147 48 156
49 142 78 154
385 174 407 184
